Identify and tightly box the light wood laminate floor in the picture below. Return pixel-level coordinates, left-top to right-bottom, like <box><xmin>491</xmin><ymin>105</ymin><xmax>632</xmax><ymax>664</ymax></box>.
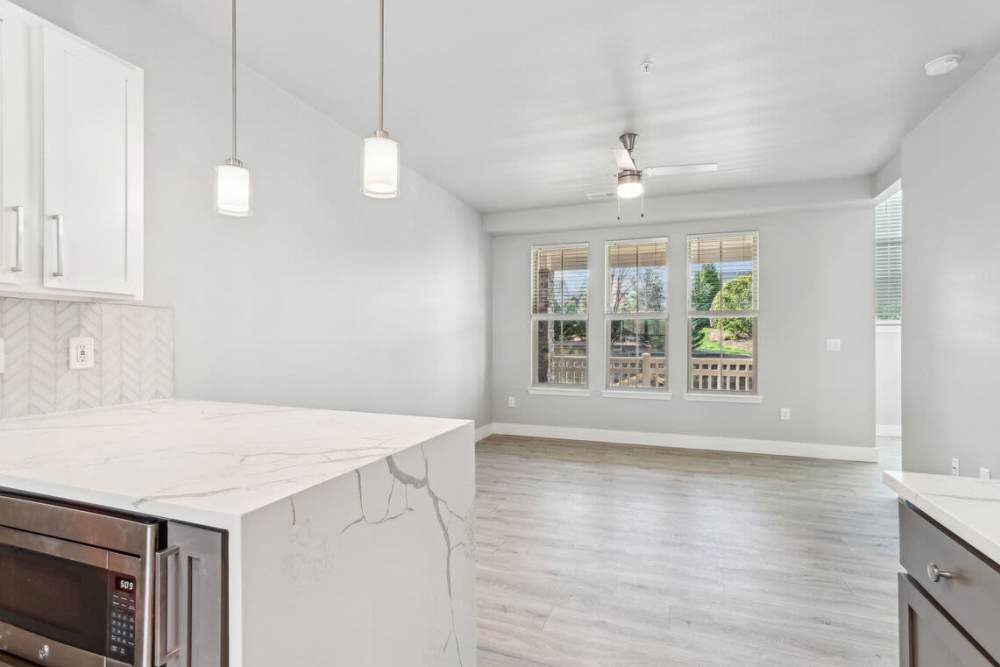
<box><xmin>475</xmin><ymin>435</ymin><xmax>901</xmax><ymax>667</ymax></box>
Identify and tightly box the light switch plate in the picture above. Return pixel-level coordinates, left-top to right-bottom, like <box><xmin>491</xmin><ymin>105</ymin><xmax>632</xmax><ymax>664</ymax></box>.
<box><xmin>826</xmin><ymin>338</ymin><xmax>842</xmax><ymax>352</ymax></box>
<box><xmin>69</xmin><ymin>337</ymin><xmax>95</xmax><ymax>370</ymax></box>
<box><xmin>780</xmin><ymin>407</ymin><xmax>791</xmax><ymax>421</ymax></box>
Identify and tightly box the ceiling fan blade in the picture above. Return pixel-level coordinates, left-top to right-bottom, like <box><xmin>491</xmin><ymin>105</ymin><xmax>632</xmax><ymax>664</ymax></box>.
<box><xmin>613</xmin><ymin>148</ymin><xmax>637</xmax><ymax>171</ymax></box>
<box><xmin>586</xmin><ymin>192</ymin><xmax>617</xmax><ymax>201</ymax></box>
<box><xmin>643</xmin><ymin>163</ymin><xmax>718</xmax><ymax>177</ymax></box>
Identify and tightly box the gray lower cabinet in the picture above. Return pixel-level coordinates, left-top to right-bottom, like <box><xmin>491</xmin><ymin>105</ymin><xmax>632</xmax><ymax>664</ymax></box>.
<box><xmin>898</xmin><ymin>501</ymin><xmax>999</xmax><ymax>666</ymax></box>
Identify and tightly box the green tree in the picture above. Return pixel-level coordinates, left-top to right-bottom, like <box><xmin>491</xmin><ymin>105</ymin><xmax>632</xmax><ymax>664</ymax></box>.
<box><xmin>710</xmin><ymin>274</ymin><xmax>754</xmax><ymax>338</ymax></box>
<box><xmin>690</xmin><ymin>264</ymin><xmax>721</xmax><ymax>347</ymax></box>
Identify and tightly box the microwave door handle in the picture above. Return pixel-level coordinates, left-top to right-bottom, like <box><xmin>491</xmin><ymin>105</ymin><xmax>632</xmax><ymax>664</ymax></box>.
<box><xmin>154</xmin><ymin>545</ymin><xmax>181</xmax><ymax>665</ymax></box>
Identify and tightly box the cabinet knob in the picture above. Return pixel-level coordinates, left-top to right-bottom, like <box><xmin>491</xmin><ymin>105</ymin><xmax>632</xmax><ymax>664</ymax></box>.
<box><xmin>927</xmin><ymin>562</ymin><xmax>955</xmax><ymax>582</ymax></box>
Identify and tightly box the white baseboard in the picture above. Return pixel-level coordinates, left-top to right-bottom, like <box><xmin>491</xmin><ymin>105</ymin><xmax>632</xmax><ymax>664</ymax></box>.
<box><xmin>877</xmin><ymin>424</ymin><xmax>902</xmax><ymax>438</ymax></box>
<box><xmin>475</xmin><ymin>423</ymin><xmax>495</xmax><ymax>441</ymax></box>
<box><xmin>481</xmin><ymin>422</ymin><xmax>879</xmax><ymax>463</ymax></box>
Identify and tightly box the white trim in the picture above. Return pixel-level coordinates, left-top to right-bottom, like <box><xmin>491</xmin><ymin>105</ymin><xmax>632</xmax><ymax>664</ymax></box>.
<box><xmin>527</xmin><ymin>386</ymin><xmax>591</xmax><ymax>397</ymax></box>
<box><xmin>475</xmin><ymin>423</ymin><xmax>495</xmax><ymax>441</ymax></box>
<box><xmin>601</xmin><ymin>390</ymin><xmax>672</xmax><ymax>400</ymax></box>
<box><xmin>876</xmin><ymin>322</ymin><xmax>901</xmax><ymax>332</ymax></box>
<box><xmin>685</xmin><ymin>392</ymin><xmax>763</xmax><ymax>404</ymax></box>
<box><xmin>877</xmin><ymin>424</ymin><xmax>902</xmax><ymax>438</ymax></box>
<box><xmin>485</xmin><ymin>422</ymin><xmax>879</xmax><ymax>463</ymax></box>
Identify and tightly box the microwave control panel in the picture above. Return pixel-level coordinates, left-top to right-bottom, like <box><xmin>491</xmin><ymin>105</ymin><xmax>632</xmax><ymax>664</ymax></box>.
<box><xmin>108</xmin><ymin>574</ymin><xmax>136</xmax><ymax>663</ymax></box>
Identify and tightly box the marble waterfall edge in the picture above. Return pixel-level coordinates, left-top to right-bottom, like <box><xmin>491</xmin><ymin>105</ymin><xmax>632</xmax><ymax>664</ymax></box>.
<box><xmin>241</xmin><ymin>424</ymin><xmax>477</xmax><ymax>666</ymax></box>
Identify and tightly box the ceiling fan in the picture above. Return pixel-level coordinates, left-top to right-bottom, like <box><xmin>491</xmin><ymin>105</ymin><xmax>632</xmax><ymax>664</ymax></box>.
<box><xmin>587</xmin><ymin>133</ymin><xmax>718</xmax><ymax>202</ymax></box>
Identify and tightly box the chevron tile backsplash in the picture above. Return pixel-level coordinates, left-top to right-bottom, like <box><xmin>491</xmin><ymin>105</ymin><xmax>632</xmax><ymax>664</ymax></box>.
<box><xmin>0</xmin><ymin>298</ymin><xmax>174</xmax><ymax>419</ymax></box>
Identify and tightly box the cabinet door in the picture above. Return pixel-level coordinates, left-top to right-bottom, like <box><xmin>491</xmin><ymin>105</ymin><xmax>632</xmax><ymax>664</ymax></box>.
<box><xmin>161</xmin><ymin>522</ymin><xmax>226</xmax><ymax>667</ymax></box>
<box><xmin>0</xmin><ymin>5</ymin><xmax>29</xmax><ymax>286</ymax></box>
<box><xmin>898</xmin><ymin>573</ymin><xmax>994</xmax><ymax>667</ymax></box>
<box><xmin>42</xmin><ymin>27</ymin><xmax>143</xmax><ymax>297</ymax></box>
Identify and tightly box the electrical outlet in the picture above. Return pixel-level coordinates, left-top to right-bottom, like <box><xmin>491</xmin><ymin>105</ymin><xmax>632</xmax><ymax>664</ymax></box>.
<box><xmin>69</xmin><ymin>337</ymin><xmax>95</xmax><ymax>370</ymax></box>
<box><xmin>951</xmin><ymin>457</ymin><xmax>960</xmax><ymax>476</ymax></box>
<box><xmin>507</xmin><ymin>395</ymin><xmax>516</xmax><ymax>408</ymax></box>
<box><xmin>980</xmin><ymin>467</ymin><xmax>992</xmax><ymax>480</ymax></box>
<box><xmin>826</xmin><ymin>338</ymin><xmax>842</xmax><ymax>352</ymax></box>
<box><xmin>0</xmin><ymin>338</ymin><xmax>4</xmax><ymax>374</ymax></box>
<box><xmin>780</xmin><ymin>407</ymin><xmax>791</xmax><ymax>421</ymax></box>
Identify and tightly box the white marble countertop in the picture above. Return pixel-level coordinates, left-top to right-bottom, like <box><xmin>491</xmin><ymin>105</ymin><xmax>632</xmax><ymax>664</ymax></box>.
<box><xmin>0</xmin><ymin>399</ymin><xmax>471</xmax><ymax>530</ymax></box>
<box><xmin>883</xmin><ymin>470</ymin><xmax>1000</xmax><ymax>564</ymax></box>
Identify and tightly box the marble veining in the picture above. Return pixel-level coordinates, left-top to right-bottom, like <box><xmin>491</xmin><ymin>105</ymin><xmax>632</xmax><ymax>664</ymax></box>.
<box><xmin>342</xmin><ymin>448</ymin><xmax>471</xmax><ymax>665</ymax></box>
<box><xmin>0</xmin><ymin>399</ymin><xmax>472</xmax><ymax>530</ymax></box>
<box><xmin>240</xmin><ymin>419</ymin><xmax>476</xmax><ymax>667</ymax></box>
<box><xmin>883</xmin><ymin>470</ymin><xmax>1000</xmax><ymax>564</ymax></box>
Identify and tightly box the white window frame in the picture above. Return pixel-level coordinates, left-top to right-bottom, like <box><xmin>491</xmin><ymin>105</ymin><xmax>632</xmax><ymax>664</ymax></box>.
<box><xmin>529</xmin><ymin>242</ymin><xmax>590</xmax><ymax>394</ymax></box>
<box><xmin>604</xmin><ymin>237</ymin><xmax>670</xmax><ymax>396</ymax></box>
<box><xmin>685</xmin><ymin>230</ymin><xmax>760</xmax><ymax>400</ymax></box>
<box><xmin>875</xmin><ymin>186</ymin><xmax>903</xmax><ymax>324</ymax></box>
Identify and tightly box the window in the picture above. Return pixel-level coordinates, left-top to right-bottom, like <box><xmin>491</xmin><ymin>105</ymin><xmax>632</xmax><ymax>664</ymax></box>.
<box><xmin>606</xmin><ymin>238</ymin><xmax>668</xmax><ymax>391</ymax></box>
<box><xmin>687</xmin><ymin>232</ymin><xmax>758</xmax><ymax>394</ymax></box>
<box><xmin>875</xmin><ymin>190</ymin><xmax>902</xmax><ymax>322</ymax></box>
<box><xmin>531</xmin><ymin>244</ymin><xmax>589</xmax><ymax>388</ymax></box>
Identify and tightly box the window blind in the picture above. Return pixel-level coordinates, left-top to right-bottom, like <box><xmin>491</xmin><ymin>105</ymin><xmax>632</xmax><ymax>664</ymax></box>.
<box><xmin>607</xmin><ymin>239</ymin><xmax>667</xmax><ymax>314</ymax></box>
<box><xmin>875</xmin><ymin>191</ymin><xmax>903</xmax><ymax>321</ymax></box>
<box><xmin>687</xmin><ymin>232</ymin><xmax>758</xmax><ymax>311</ymax></box>
<box><xmin>531</xmin><ymin>244</ymin><xmax>589</xmax><ymax>315</ymax></box>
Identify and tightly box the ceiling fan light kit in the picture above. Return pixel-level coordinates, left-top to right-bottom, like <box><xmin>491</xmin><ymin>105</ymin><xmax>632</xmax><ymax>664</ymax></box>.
<box><xmin>616</xmin><ymin>171</ymin><xmax>644</xmax><ymax>200</ymax></box>
<box><xmin>588</xmin><ymin>132</ymin><xmax>719</xmax><ymax>221</ymax></box>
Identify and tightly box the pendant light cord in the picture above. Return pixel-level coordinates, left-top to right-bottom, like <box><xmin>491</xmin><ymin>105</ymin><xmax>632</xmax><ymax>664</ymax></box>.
<box><xmin>231</xmin><ymin>0</ymin><xmax>238</xmax><ymax>160</ymax></box>
<box><xmin>378</xmin><ymin>0</ymin><xmax>385</xmax><ymax>132</ymax></box>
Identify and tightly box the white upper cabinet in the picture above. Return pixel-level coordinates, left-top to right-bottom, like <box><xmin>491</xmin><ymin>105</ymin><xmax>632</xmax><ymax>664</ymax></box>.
<box><xmin>0</xmin><ymin>0</ymin><xmax>144</xmax><ymax>300</ymax></box>
<box><xmin>0</xmin><ymin>4</ymin><xmax>29</xmax><ymax>286</ymax></box>
<box><xmin>42</xmin><ymin>26</ymin><xmax>144</xmax><ymax>298</ymax></box>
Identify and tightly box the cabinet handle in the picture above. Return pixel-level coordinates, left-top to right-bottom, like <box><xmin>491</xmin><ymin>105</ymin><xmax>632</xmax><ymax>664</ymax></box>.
<box><xmin>927</xmin><ymin>562</ymin><xmax>955</xmax><ymax>582</ymax></box>
<box><xmin>10</xmin><ymin>206</ymin><xmax>24</xmax><ymax>272</ymax></box>
<box><xmin>154</xmin><ymin>545</ymin><xmax>181</xmax><ymax>665</ymax></box>
<box><xmin>50</xmin><ymin>214</ymin><xmax>64</xmax><ymax>277</ymax></box>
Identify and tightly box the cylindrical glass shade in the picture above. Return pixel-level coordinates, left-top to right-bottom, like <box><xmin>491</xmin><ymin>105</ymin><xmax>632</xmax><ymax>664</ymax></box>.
<box><xmin>215</xmin><ymin>162</ymin><xmax>253</xmax><ymax>217</ymax></box>
<box><xmin>362</xmin><ymin>134</ymin><xmax>400</xmax><ymax>199</ymax></box>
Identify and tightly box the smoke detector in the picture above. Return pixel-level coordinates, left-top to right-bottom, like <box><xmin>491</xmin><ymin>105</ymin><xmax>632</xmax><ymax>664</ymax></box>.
<box><xmin>924</xmin><ymin>54</ymin><xmax>962</xmax><ymax>77</ymax></box>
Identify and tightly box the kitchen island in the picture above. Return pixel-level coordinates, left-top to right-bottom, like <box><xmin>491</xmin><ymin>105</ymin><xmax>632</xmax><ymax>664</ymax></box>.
<box><xmin>0</xmin><ymin>400</ymin><xmax>477</xmax><ymax>667</ymax></box>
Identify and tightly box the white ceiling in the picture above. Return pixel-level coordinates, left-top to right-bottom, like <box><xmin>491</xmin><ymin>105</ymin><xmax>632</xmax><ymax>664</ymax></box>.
<box><xmin>157</xmin><ymin>0</ymin><xmax>1000</xmax><ymax>213</ymax></box>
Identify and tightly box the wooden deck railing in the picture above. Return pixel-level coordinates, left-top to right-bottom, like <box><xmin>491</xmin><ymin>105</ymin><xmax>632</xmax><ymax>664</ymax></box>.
<box><xmin>547</xmin><ymin>354</ymin><xmax>754</xmax><ymax>393</ymax></box>
<box><xmin>608</xmin><ymin>353</ymin><xmax>665</xmax><ymax>388</ymax></box>
<box><xmin>689</xmin><ymin>356</ymin><xmax>754</xmax><ymax>392</ymax></box>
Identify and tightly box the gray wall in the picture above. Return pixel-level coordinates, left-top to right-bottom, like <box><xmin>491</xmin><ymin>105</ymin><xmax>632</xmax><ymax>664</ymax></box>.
<box><xmin>18</xmin><ymin>0</ymin><xmax>492</xmax><ymax>426</ymax></box>
<box><xmin>901</xmin><ymin>54</ymin><xmax>1000</xmax><ymax>475</ymax></box>
<box><xmin>491</xmin><ymin>206</ymin><xmax>876</xmax><ymax>447</ymax></box>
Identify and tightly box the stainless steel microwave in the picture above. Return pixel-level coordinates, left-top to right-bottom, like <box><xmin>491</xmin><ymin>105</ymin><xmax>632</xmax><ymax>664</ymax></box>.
<box><xmin>0</xmin><ymin>492</ymin><xmax>227</xmax><ymax>667</ymax></box>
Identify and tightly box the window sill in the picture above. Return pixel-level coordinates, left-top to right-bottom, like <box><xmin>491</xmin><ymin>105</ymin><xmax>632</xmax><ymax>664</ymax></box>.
<box><xmin>601</xmin><ymin>390</ymin><xmax>672</xmax><ymax>401</ymax></box>
<box><xmin>684</xmin><ymin>392</ymin><xmax>763</xmax><ymax>404</ymax></box>
<box><xmin>527</xmin><ymin>386</ymin><xmax>591</xmax><ymax>397</ymax></box>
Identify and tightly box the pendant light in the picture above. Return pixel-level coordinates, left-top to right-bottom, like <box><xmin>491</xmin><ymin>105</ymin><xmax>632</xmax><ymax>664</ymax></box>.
<box><xmin>215</xmin><ymin>0</ymin><xmax>252</xmax><ymax>216</ymax></box>
<box><xmin>361</xmin><ymin>0</ymin><xmax>400</xmax><ymax>198</ymax></box>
